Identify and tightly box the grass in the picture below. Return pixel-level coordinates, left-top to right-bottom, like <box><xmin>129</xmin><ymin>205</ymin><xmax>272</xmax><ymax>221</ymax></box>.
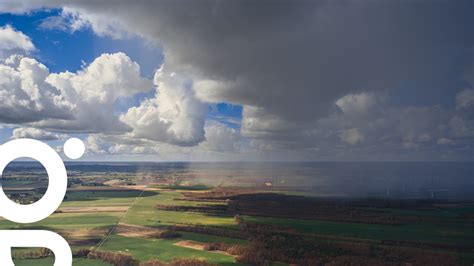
<box><xmin>122</xmin><ymin>191</ymin><xmax>237</xmax><ymax>228</ymax></box>
<box><xmin>0</xmin><ymin>189</ymin><xmax>141</xmax><ymax>236</ymax></box>
<box><xmin>242</xmin><ymin>215</ymin><xmax>474</xmax><ymax>246</ymax></box>
<box><xmin>13</xmin><ymin>258</ymin><xmax>111</xmax><ymax>266</ymax></box>
<box><xmin>97</xmin><ymin>189</ymin><xmax>245</xmax><ymax>264</ymax></box>
<box><xmin>361</xmin><ymin>203</ymin><xmax>474</xmax><ymax>219</ymax></box>
<box><xmin>99</xmin><ymin>234</ymin><xmax>241</xmax><ymax>265</ymax></box>
<box><xmin>5</xmin><ymin>186</ymin><xmax>474</xmax><ymax>265</ymax></box>
<box><xmin>62</xmin><ymin>190</ymin><xmax>147</xmax><ymax>207</ymax></box>
<box><xmin>2</xmin><ymin>188</ymin><xmax>245</xmax><ymax>265</ymax></box>
<box><xmin>151</xmin><ymin>184</ymin><xmax>211</xmax><ymax>191</ymax></box>
<box><xmin>0</xmin><ymin>212</ymin><xmax>121</xmax><ymax>230</ymax></box>
<box><xmin>177</xmin><ymin>232</ymin><xmax>246</xmax><ymax>245</ymax></box>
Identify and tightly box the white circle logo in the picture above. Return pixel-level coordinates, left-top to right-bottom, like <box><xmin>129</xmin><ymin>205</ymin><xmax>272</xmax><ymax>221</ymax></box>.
<box><xmin>0</xmin><ymin>138</ymin><xmax>82</xmax><ymax>266</ymax></box>
<box><xmin>0</xmin><ymin>138</ymin><xmax>80</xmax><ymax>223</ymax></box>
<box><xmin>64</xmin><ymin>137</ymin><xmax>86</xmax><ymax>160</ymax></box>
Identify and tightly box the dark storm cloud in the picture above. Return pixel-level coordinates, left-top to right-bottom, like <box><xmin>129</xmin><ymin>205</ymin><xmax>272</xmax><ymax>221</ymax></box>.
<box><xmin>8</xmin><ymin>0</ymin><xmax>474</xmax><ymax>118</ymax></box>
<box><xmin>69</xmin><ymin>1</ymin><xmax>474</xmax><ymax>116</ymax></box>
<box><xmin>3</xmin><ymin>0</ymin><xmax>474</xmax><ymax>159</ymax></box>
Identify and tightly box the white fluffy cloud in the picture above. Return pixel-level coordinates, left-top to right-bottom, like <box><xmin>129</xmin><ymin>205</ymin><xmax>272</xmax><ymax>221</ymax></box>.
<box><xmin>35</xmin><ymin>1</ymin><xmax>469</xmax><ymax>160</ymax></box>
<box><xmin>39</xmin><ymin>7</ymin><xmax>130</xmax><ymax>39</ymax></box>
<box><xmin>35</xmin><ymin>2</ymin><xmax>472</xmax><ymax>116</ymax></box>
<box><xmin>0</xmin><ymin>25</ymin><xmax>34</xmax><ymax>58</ymax></box>
<box><xmin>11</xmin><ymin>127</ymin><xmax>66</xmax><ymax>141</ymax></box>
<box><xmin>36</xmin><ymin>52</ymin><xmax>152</xmax><ymax>133</ymax></box>
<box><xmin>0</xmin><ymin>56</ymin><xmax>73</xmax><ymax>123</ymax></box>
<box><xmin>200</xmin><ymin>122</ymin><xmax>240</xmax><ymax>152</ymax></box>
<box><xmin>0</xmin><ymin>51</ymin><xmax>152</xmax><ymax>134</ymax></box>
<box><xmin>48</xmin><ymin>53</ymin><xmax>150</xmax><ymax>103</ymax></box>
<box><xmin>121</xmin><ymin>67</ymin><xmax>207</xmax><ymax>146</ymax></box>
<box><xmin>3</xmin><ymin>2</ymin><xmax>474</xmax><ymax>160</ymax></box>
<box><xmin>83</xmin><ymin>121</ymin><xmax>242</xmax><ymax>160</ymax></box>
<box><xmin>336</xmin><ymin>92</ymin><xmax>380</xmax><ymax>115</ymax></box>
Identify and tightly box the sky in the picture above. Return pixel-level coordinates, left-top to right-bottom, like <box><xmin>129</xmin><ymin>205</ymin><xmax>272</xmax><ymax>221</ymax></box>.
<box><xmin>0</xmin><ymin>1</ymin><xmax>474</xmax><ymax>161</ymax></box>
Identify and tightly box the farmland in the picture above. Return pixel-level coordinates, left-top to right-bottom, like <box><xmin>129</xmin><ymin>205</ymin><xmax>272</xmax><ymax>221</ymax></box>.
<box><xmin>2</xmin><ymin>162</ymin><xmax>474</xmax><ymax>265</ymax></box>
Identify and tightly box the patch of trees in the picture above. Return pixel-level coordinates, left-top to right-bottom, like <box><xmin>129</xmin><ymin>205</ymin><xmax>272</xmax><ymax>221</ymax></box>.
<box><xmin>380</xmin><ymin>239</ymin><xmax>473</xmax><ymax>252</ymax></box>
<box><xmin>177</xmin><ymin>191</ymin><xmax>469</xmax><ymax>225</ymax></box>
<box><xmin>155</xmin><ymin>204</ymin><xmax>230</xmax><ymax>216</ymax></box>
<box><xmin>225</xmin><ymin>193</ymin><xmax>403</xmax><ymax>225</ymax></box>
<box><xmin>6</xmin><ymin>193</ymin><xmax>41</xmax><ymax>204</ymax></box>
<box><xmin>140</xmin><ymin>258</ymin><xmax>215</xmax><ymax>266</ymax></box>
<box><xmin>203</xmin><ymin>242</ymin><xmax>233</xmax><ymax>252</ymax></box>
<box><xmin>232</xmin><ymin>230</ymin><xmax>462</xmax><ymax>266</ymax></box>
<box><xmin>237</xmin><ymin>219</ymin><xmax>295</xmax><ymax>234</ymax></box>
<box><xmin>180</xmin><ymin>189</ymin><xmax>250</xmax><ymax>200</ymax></box>
<box><xmin>14</xmin><ymin>248</ymin><xmax>217</xmax><ymax>266</ymax></box>
<box><xmin>168</xmin><ymin>225</ymin><xmax>248</xmax><ymax>239</ymax></box>
<box><xmin>222</xmin><ymin>216</ymin><xmax>463</xmax><ymax>266</ymax></box>
<box><xmin>12</xmin><ymin>248</ymin><xmax>52</xmax><ymax>259</ymax></box>
<box><xmin>13</xmin><ymin>248</ymin><xmax>93</xmax><ymax>260</ymax></box>
<box><xmin>88</xmin><ymin>250</ymin><xmax>139</xmax><ymax>266</ymax></box>
<box><xmin>81</xmin><ymin>181</ymin><xmax>107</xmax><ymax>186</ymax></box>
<box><xmin>173</xmin><ymin>198</ymin><xmax>227</xmax><ymax>204</ymax></box>
<box><xmin>73</xmin><ymin>248</ymin><xmax>91</xmax><ymax>257</ymax></box>
<box><xmin>156</xmin><ymin>230</ymin><xmax>182</xmax><ymax>239</ymax></box>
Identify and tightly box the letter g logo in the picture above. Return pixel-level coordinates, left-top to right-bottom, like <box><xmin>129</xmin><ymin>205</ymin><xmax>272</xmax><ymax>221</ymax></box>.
<box><xmin>0</xmin><ymin>138</ymin><xmax>84</xmax><ymax>266</ymax></box>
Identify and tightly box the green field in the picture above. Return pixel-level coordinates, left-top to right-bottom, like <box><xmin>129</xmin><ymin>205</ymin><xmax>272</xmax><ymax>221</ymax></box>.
<box><xmin>6</xmin><ymin>186</ymin><xmax>474</xmax><ymax>265</ymax></box>
<box><xmin>121</xmin><ymin>190</ymin><xmax>237</xmax><ymax>228</ymax></box>
<box><xmin>151</xmin><ymin>184</ymin><xmax>211</xmax><ymax>190</ymax></box>
<box><xmin>62</xmin><ymin>190</ymin><xmax>147</xmax><ymax>207</ymax></box>
<box><xmin>0</xmin><ymin>212</ymin><xmax>121</xmax><ymax>230</ymax></box>
<box><xmin>99</xmin><ymin>235</ymin><xmax>241</xmax><ymax>265</ymax></box>
<box><xmin>14</xmin><ymin>258</ymin><xmax>111</xmax><ymax>266</ymax></box>
<box><xmin>5</xmin><ymin>188</ymin><xmax>242</xmax><ymax>265</ymax></box>
<box><xmin>95</xmin><ymin>190</ymin><xmax>242</xmax><ymax>264</ymax></box>
<box><xmin>242</xmin><ymin>215</ymin><xmax>474</xmax><ymax>245</ymax></box>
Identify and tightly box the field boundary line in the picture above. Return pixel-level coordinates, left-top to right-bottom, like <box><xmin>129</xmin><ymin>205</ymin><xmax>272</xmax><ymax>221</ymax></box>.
<box><xmin>94</xmin><ymin>186</ymin><xmax>147</xmax><ymax>250</ymax></box>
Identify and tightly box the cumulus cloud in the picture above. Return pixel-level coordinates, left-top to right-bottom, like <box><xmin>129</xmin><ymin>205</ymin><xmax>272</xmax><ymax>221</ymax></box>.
<box><xmin>339</xmin><ymin>128</ymin><xmax>365</xmax><ymax>145</ymax></box>
<box><xmin>3</xmin><ymin>1</ymin><xmax>474</xmax><ymax>160</ymax></box>
<box><xmin>200</xmin><ymin>122</ymin><xmax>240</xmax><ymax>152</ymax></box>
<box><xmin>39</xmin><ymin>7</ymin><xmax>129</xmax><ymax>39</ymax></box>
<box><xmin>38</xmin><ymin>1</ymin><xmax>473</xmax><ymax>114</ymax></box>
<box><xmin>448</xmin><ymin>116</ymin><xmax>474</xmax><ymax>138</ymax></box>
<box><xmin>0</xmin><ymin>51</ymin><xmax>151</xmax><ymax>135</ymax></box>
<box><xmin>0</xmin><ymin>25</ymin><xmax>34</xmax><ymax>58</ymax></box>
<box><xmin>121</xmin><ymin>67</ymin><xmax>207</xmax><ymax>146</ymax></box>
<box><xmin>11</xmin><ymin>127</ymin><xmax>66</xmax><ymax>141</ymax></box>
<box><xmin>241</xmin><ymin>106</ymin><xmax>300</xmax><ymax>139</ymax></box>
<box><xmin>11</xmin><ymin>2</ymin><xmax>471</xmax><ymax>108</ymax></box>
<box><xmin>37</xmin><ymin>52</ymin><xmax>152</xmax><ymax>133</ymax></box>
<box><xmin>0</xmin><ymin>56</ymin><xmax>73</xmax><ymax>123</ymax></box>
<box><xmin>336</xmin><ymin>92</ymin><xmax>380</xmax><ymax>115</ymax></box>
<box><xmin>32</xmin><ymin>0</ymin><xmax>473</xmax><ymax>155</ymax></box>
<box><xmin>236</xmin><ymin>90</ymin><xmax>474</xmax><ymax>159</ymax></box>
<box><xmin>83</xmin><ymin>122</ymin><xmax>242</xmax><ymax>160</ymax></box>
<box><xmin>456</xmin><ymin>89</ymin><xmax>474</xmax><ymax>109</ymax></box>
